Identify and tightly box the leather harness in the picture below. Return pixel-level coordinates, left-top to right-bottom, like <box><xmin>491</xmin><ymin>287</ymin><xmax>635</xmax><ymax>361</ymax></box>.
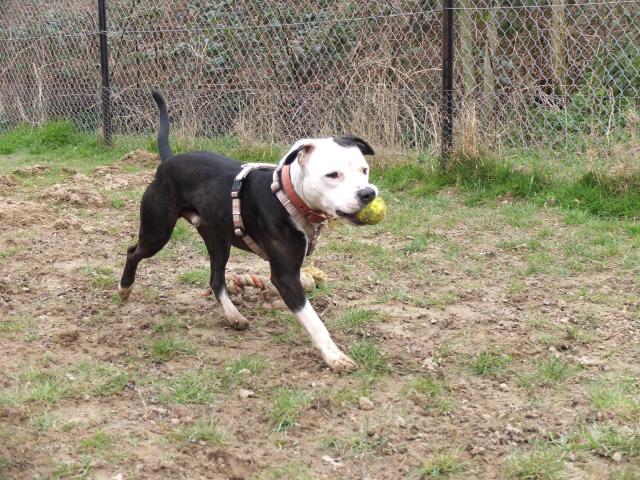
<box><xmin>231</xmin><ymin>155</ymin><xmax>329</xmax><ymax>261</ymax></box>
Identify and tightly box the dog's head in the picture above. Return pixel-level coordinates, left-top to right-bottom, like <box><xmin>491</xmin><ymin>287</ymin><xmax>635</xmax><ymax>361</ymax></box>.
<box><xmin>282</xmin><ymin>136</ymin><xmax>377</xmax><ymax>224</ymax></box>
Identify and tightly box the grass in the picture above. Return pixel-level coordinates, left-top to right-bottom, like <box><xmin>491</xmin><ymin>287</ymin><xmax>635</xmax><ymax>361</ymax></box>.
<box><xmin>78</xmin><ymin>429</ymin><xmax>113</xmax><ymax>453</ymax></box>
<box><xmin>589</xmin><ymin>375</ymin><xmax>640</xmax><ymax>419</ymax></box>
<box><xmin>571</xmin><ymin>425</ymin><xmax>640</xmax><ymax>459</ymax></box>
<box><xmin>520</xmin><ymin>356</ymin><xmax>579</xmax><ymax>388</ymax></box>
<box><xmin>83</xmin><ymin>266</ymin><xmax>115</xmax><ymax>289</ymax></box>
<box><xmin>150</xmin><ymin>336</ymin><xmax>197</xmax><ymax>362</ymax></box>
<box><xmin>377</xmin><ymin>155</ymin><xmax>640</xmax><ymax>219</ymax></box>
<box><xmin>404</xmin><ymin>376</ymin><xmax>455</xmax><ymax>414</ymax></box>
<box><xmin>175</xmin><ymin>419</ymin><xmax>225</xmax><ymax>445</ymax></box>
<box><xmin>468</xmin><ymin>347</ymin><xmax>512</xmax><ymax>378</ymax></box>
<box><xmin>269</xmin><ymin>387</ymin><xmax>312</xmax><ymax>432</ymax></box>
<box><xmin>152</xmin><ymin>315</ymin><xmax>188</xmax><ymax>335</ymax></box>
<box><xmin>411</xmin><ymin>450</ymin><xmax>467</xmax><ymax>479</ymax></box>
<box><xmin>349</xmin><ymin>340</ymin><xmax>389</xmax><ymax>377</ymax></box>
<box><xmin>163</xmin><ymin>369</ymin><xmax>218</xmax><ymax>405</ymax></box>
<box><xmin>253</xmin><ymin>462</ymin><xmax>318</xmax><ymax>480</ymax></box>
<box><xmin>171</xmin><ymin>219</ymin><xmax>194</xmax><ymax>242</ymax></box>
<box><xmin>217</xmin><ymin>355</ymin><xmax>266</xmax><ymax>390</ymax></box>
<box><xmin>323</xmin><ymin>421</ymin><xmax>392</xmax><ymax>458</ymax></box>
<box><xmin>0</xmin><ymin>369</ymin><xmax>70</xmax><ymax>406</ymax></box>
<box><xmin>503</xmin><ymin>444</ymin><xmax>567</xmax><ymax>480</ymax></box>
<box><xmin>331</xmin><ymin>309</ymin><xmax>377</xmax><ymax>333</ymax></box>
<box><xmin>0</xmin><ymin>314</ymin><xmax>33</xmax><ymax>334</ymax></box>
<box><xmin>178</xmin><ymin>268</ymin><xmax>210</xmax><ymax>287</ymax></box>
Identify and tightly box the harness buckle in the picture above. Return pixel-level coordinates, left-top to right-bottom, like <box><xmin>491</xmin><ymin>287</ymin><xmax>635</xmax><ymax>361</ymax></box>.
<box><xmin>234</xmin><ymin>227</ymin><xmax>245</xmax><ymax>237</ymax></box>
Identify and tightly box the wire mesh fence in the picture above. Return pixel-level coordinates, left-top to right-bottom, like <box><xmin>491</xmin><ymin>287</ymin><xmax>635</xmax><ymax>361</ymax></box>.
<box><xmin>0</xmin><ymin>0</ymin><xmax>638</xmax><ymax>157</ymax></box>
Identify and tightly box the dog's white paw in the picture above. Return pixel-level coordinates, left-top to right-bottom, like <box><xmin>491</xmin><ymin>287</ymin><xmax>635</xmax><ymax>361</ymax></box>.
<box><xmin>226</xmin><ymin>312</ymin><xmax>249</xmax><ymax>331</ymax></box>
<box><xmin>325</xmin><ymin>351</ymin><xmax>358</xmax><ymax>372</ymax></box>
<box><xmin>117</xmin><ymin>283</ymin><xmax>133</xmax><ymax>301</ymax></box>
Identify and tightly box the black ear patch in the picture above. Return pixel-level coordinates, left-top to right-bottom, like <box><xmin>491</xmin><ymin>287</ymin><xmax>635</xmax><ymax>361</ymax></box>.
<box><xmin>283</xmin><ymin>143</ymin><xmax>314</xmax><ymax>165</ymax></box>
<box><xmin>333</xmin><ymin>135</ymin><xmax>375</xmax><ymax>156</ymax></box>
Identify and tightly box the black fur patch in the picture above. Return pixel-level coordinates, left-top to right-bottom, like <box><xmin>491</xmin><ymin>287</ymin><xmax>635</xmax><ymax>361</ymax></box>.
<box><xmin>333</xmin><ymin>135</ymin><xmax>375</xmax><ymax>156</ymax></box>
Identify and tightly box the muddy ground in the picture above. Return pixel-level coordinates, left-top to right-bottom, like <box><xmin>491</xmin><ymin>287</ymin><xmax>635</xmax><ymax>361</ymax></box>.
<box><xmin>1</xmin><ymin>151</ymin><xmax>639</xmax><ymax>479</ymax></box>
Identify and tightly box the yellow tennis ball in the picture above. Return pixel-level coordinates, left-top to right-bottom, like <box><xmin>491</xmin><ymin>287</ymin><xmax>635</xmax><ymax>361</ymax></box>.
<box><xmin>355</xmin><ymin>196</ymin><xmax>387</xmax><ymax>225</ymax></box>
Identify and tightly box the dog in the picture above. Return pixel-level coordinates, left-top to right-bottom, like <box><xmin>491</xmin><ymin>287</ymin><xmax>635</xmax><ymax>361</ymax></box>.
<box><xmin>118</xmin><ymin>91</ymin><xmax>378</xmax><ymax>371</ymax></box>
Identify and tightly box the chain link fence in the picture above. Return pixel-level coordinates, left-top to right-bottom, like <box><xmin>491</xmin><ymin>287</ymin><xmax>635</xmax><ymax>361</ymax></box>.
<box><xmin>0</xmin><ymin>1</ymin><xmax>638</xmax><ymax>157</ymax></box>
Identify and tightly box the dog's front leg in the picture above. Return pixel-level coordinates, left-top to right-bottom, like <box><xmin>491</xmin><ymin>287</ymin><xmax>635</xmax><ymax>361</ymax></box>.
<box><xmin>270</xmin><ymin>262</ymin><xmax>357</xmax><ymax>372</ymax></box>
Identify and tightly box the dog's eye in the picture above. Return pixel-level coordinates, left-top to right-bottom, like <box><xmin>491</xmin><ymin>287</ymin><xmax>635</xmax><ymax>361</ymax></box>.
<box><xmin>325</xmin><ymin>171</ymin><xmax>339</xmax><ymax>179</ymax></box>
<box><xmin>362</xmin><ymin>168</ymin><xmax>368</xmax><ymax>175</ymax></box>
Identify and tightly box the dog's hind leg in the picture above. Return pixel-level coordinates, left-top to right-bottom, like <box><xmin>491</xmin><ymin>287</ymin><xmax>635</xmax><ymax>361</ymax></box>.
<box><xmin>118</xmin><ymin>182</ymin><xmax>178</xmax><ymax>300</ymax></box>
<box><xmin>201</xmin><ymin>233</ymin><xmax>249</xmax><ymax>330</ymax></box>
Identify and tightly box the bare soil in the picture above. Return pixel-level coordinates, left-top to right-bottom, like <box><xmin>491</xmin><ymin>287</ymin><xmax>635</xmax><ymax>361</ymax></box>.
<box><xmin>1</xmin><ymin>151</ymin><xmax>638</xmax><ymax>479</ymax></box>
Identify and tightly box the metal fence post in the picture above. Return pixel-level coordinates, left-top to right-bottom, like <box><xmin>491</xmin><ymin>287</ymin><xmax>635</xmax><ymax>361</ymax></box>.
<box><xmin>441</xmin><ymin>0</ymin><xmax>455</xmax><ymax>166</ymax></box>
<box><xmin>98</xmin><ymin>0</ymin><xmax>111</xmax><ymax>146</ymax></box>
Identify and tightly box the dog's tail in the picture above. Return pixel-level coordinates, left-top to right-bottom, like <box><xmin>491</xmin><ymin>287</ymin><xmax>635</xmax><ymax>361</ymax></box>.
<box><xmin>151</xmin><ymin>90</ymin><xmax>173</xmax><ymax>162</ymax></box>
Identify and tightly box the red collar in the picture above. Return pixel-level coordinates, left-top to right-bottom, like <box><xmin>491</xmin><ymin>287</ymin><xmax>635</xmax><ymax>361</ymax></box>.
<box><xmin>281</xmin><ymin>164</ymin><xmax>330</xmax><ymax>224</ymax></box>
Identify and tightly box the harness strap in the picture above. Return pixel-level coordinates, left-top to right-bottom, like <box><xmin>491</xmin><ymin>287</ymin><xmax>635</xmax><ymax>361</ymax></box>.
<box><xmin>231</xmin><ymin>163</ymin><xmax>275</xmax><ymax>260</ymax></box>
<box><xmin>232</xmin><ymin>158</ymin><xmax>328</xmax><ymax>260</ymax></box>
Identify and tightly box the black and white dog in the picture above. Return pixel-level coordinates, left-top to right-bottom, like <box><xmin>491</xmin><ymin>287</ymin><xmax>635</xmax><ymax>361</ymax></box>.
<box><xmin>118</xmin><ymin>91</ymin><xmax>377</xmax><ymax>371</ymax></box>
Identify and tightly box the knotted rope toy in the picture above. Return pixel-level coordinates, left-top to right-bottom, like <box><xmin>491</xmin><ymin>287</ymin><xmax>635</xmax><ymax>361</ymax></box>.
<box><xmin>201</xmin><ymin>265</ymin><xmax>328</xmax><ymax>310</ymax></box>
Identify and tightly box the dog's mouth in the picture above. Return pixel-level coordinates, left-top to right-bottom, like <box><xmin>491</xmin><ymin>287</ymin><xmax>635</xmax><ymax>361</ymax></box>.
<box><xmin>336</xmin><ymin>209</ymin><xmax>364</xmax><ymax>226</ymax></box>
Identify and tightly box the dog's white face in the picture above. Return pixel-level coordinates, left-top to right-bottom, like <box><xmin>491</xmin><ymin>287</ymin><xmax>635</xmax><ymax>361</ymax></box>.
<box><xmin>286</xmin><ymin>137</ymin><xmax>377</xmax><ymax>223</ymax></box>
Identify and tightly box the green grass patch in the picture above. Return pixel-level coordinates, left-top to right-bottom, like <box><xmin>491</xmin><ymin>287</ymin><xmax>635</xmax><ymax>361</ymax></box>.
<box><xmin>217</xmin><ymin>356</ymin><xmax>266</xmax><ymax>391</ymax></box>
<box><xmin>520</xmin><ymin>356</ymin><xmax>579</xmax><ymax>388</ymax></box>
<box><xmin>171</xmin><ymin>219</ymin><xmax>194</xmax><ymax>242</ymax></box>
<box><xmin>0</xmin><ymin>314</ymin><xmax>33</xmax><ymax>334</ymax></box>
<box><xmin>468</xmin><ymin>347</ymin><xmax>512</xmax><ymax>378</ymax></box>
<box><xmin>0</xmin><ymin>121</ymin><xmax>78</xmax><ymax>155</ymax></box>
<box><xmin>253</xmin><ymin>462</ymin><xmax>318</xmax><ymax>480</ymax></box>
<box><xmin>349</xmin><ymin>340</ymin><xmax>389</xmax><ymax>377</ymax></box>
<box><xmin>411</xmin><ymin>450</ymin><xmax>467</xmax><ymax>479</ymax></box>
<box><xmin>503</xmin><ymin>444</ymin><xmax>567</xmax><ymax>480</ymax></box>
<box><xmin>152</xmin><ymin>315</ymin><xmax>188</xmax><ymax>335</ymax></box>
<box><xmin>323</xmin><ymin>421</ymin><xmax>392</xmax><ymax>457</ymax></box>
<box><xmin>78</xmin><ymin>429</ymin><xmax>113</xmax><ymax>453</ymax></box>
<box><xmin>150</xmin><ymin>336</ymin><xmax>197</xmax><ymax>362</ymax></box>
<box><xmin>404</xmin><ymin>376</ymin><xmax>455</xmax><ymax>414</ymax></box>
<box><xmin>269</xmin><ymin>387</ymin><xmax>312</xmax><ymax>432</ymax></box>
<box><xmin>331</xmin><ymin>309</ymin><xmax>377</xmax><ymax>333</ymax></box>
<box><xmin>174</xmin><ymin>419</ymin><xmax>225</xmax><ymax>445</ymax></box>
<box><xmin>52</xmin><ymin>458</ymin><xmax>93</xmax><ymax>480</ymax></box>
<box><xmin>163</xmin><ymin>369</ymin><xmax>219</xmax><ymax>405</ymax></box>
<box><xmin>178</xmin><ymin>268</ymin><xmax>210</xmax><ymax>287</ymax></box>
<box><xmin>570</xmin><ymin>425</ymin><xmax>640</xmax><ymax>459</ymax></box>
<box><xmin>14</xmin><ymin>369</ymin><xmax>70</xmax><ymax>405</ymax></box>
<box><xmin>376</xmin><ymin>154</ymin><xmax>640</xmax><ymax>219</ymax></box>
<box><xmin>589</xmin><ymin>375</ymin><xmax>640</xmax><ymax>419</ymax></box>
<box><xmin>83</xmin><ymin>266</ymin><xmax>115</xmax><ymax>289</ymax></box>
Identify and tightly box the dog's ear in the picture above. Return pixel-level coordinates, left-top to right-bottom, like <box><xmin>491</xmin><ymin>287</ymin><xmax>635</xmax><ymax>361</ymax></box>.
<box><xmin>333</xmin><ymin>135</ymin><xmax>375</xmax><ymax>156</ymax></box>
<box><xmin>282</xmin><ymin>139</ymin><xmax>316</xmax><ymax>167</ymax></box>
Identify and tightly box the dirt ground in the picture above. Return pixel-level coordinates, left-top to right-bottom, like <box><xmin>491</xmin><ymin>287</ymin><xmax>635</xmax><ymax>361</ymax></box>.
<box><xmin>1</xmin><ymin>151</ymin><xmax>639</xmax><ymax>479</ymax></box>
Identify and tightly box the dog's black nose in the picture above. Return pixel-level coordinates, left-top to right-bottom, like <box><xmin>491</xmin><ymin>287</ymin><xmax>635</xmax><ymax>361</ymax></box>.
<box><xmin>357</xmin><ymin>187</ymin><xmax>376</xmax><ymax>205</ymax></box>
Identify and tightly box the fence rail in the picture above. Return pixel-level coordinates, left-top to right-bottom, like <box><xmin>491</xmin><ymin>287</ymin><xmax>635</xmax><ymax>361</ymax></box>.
<box><xmin>0</xmin><ymin>0</ymin><xmax>638</xmax><ymax>157</ymax></box>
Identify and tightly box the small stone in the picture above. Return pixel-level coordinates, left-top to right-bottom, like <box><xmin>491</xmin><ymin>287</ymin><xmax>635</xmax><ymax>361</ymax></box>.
<box><xmin>111</xmin><ymin>474</ymin><xmax>124</xmax><ymax>480</ymax></box>
<box><xmin>170</xmin><ymin>417</ymin><xmax>180</xmax><ymax>425</ymax></box>
<box><xmin>498</xmin><ymin>383</ymin><xmax>508</xmax><ymax>391</ymax></box>
<box><xmin>239</xmin><ymin>389</ymin><xmax>255</xmax><ymax>399</ymax></box>
<box><xmin>237</xmin><ymin>368</ymin><xmax>252</xmax><ymax>376</ymax></box>
<box><xmin>612</xmin><ymin>452</ymin><xmax>623</xmax><ymax>462</ymax></box>
<box><xmin>358</xmin><ymin>397</ymin><xmax>374</xmax><ymax>411</ymax></box>
<box><xmin>322</xmin><ymin>455</ymin><xmax>343</xmax><ymax>467</ymax></box>
<box><xmin>395</xmin><ymin>415</ymin><xmax>406</xmax><ymax>428</ymax></box>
